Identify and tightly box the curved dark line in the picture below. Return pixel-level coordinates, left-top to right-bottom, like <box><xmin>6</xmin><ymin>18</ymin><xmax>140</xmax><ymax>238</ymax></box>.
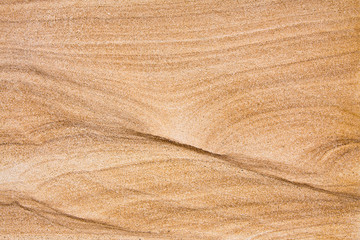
<box><xmin>0</xmin><ymin>200</ymin><xmax>151</xmax><ymax>235</ymax></box>
<box><xmin>127</xmin><ymin>129</ymin><xmax>360</xmax><ymax>201</ymax></box>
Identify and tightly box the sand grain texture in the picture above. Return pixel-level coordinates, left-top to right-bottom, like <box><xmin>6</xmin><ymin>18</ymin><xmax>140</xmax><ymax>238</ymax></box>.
<box><xmin>0</xmin><ymin>0</ymin><xmax>360</xmax><ymax>239</ymax></box>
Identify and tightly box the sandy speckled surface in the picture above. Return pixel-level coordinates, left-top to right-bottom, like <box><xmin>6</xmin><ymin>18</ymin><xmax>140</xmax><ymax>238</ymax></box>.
<box><xmin>0</xmin><ymin>0</ymin><xmax>359</xmax><ymax>239</ymax></box>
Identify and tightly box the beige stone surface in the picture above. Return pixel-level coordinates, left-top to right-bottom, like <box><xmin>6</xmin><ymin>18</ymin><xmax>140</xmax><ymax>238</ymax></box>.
<box><xmin>0</xmin><ymin>0</ymin><xmax>359</xmax><ymax>239</ymax></box>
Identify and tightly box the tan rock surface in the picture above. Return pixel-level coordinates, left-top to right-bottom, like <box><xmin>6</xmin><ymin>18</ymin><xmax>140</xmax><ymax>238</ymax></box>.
<box><xmin>0</xmin><ymin>0</ymin><xmax>359</xmax><ymax>239</ymax></box>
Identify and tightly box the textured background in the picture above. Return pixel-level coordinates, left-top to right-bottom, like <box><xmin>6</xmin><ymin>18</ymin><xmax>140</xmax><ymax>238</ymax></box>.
<box><xmin>0</xmin><ymin>0</ymin><xmax>359</xmax><ymax>239</ymax></box>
